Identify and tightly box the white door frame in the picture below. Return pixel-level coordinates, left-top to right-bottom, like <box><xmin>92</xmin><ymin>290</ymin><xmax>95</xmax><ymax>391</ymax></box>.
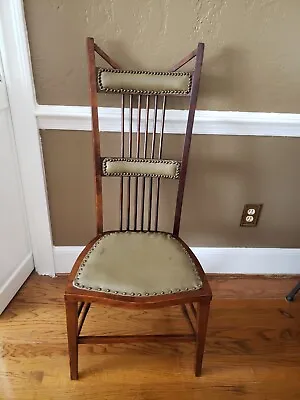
<box><xmin>0</xmin><ymin>0</ymin><xmax>55</xmax><ymax>276</ymax></box>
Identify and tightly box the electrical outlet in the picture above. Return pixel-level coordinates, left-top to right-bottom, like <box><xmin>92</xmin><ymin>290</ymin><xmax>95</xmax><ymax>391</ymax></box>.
<box><xmin>240</xmin><ymin>204</ymin><xmax>263</xmax><ymax>227</ymax></box>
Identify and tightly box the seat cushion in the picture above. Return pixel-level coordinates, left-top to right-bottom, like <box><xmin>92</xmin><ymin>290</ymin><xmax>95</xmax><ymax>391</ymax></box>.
<box><xmin>73</xmin><ymin>232</ymin><xmax>202</xmax><ymax>297</ymax></box>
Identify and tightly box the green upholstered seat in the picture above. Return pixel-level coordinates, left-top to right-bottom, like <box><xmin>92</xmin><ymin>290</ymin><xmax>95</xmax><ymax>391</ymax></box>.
<box><xmin>73</xmin><ymin>231</ymin><xmax>202</xmax><ymax>297</ymax></box>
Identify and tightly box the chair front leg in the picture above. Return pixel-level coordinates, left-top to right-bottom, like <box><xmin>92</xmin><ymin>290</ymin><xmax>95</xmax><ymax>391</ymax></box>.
<box><xmin>65</xmin><ymin>299</ymin><xmax>79</xmax><ymax>380</ymax></box>
<box><xmin>195</xmin><ymin>299</ymin><xmax>210</xmax><ymax>377</ymax></box>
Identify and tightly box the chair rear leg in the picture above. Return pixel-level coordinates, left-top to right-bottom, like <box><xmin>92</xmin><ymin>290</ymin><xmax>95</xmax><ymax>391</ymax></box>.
<box><xmin>65</xmin><ymin>299</ymin><xmax>79</xmax><ymax>380</ymax></box>
<box><xmin>195</xmin><ymin>300</ymin><xmax>210</xmax><ymax>377</ymax></box>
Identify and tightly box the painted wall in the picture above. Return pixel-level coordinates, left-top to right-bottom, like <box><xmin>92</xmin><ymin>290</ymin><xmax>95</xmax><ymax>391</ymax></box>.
<box><xmin>23</xmin><ymin>0</ymin><xmax>300</xmax><ymax>247</ymax></box>
<box><xmin>42</xmin><ymin>131</ymin><xmax>300</xmax><ymax>247</ymax></box>
<box><xmin>25</xmin><ymin>0</ymin><xmax>300</xmax><ymax>112</ymax></box>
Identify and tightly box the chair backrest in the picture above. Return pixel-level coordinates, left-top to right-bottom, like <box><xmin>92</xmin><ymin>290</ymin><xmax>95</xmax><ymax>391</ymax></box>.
<box><xmin>87</xmin><ymin>37</ymin><xmax>204</xmax><ymax>237</ymax></box>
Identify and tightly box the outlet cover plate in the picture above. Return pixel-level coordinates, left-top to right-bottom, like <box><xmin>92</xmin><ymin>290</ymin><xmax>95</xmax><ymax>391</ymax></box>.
<box><xmin>240</xmin><ymin>204</ymin><xmax>263</xmax><ymax>227</ymax></box>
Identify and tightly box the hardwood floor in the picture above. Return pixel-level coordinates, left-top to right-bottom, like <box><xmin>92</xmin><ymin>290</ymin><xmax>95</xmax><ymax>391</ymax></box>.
<box><xmin>0</xmin><ymin>273</ymin><xmax>300</xmax><ymax>400</ymax></box>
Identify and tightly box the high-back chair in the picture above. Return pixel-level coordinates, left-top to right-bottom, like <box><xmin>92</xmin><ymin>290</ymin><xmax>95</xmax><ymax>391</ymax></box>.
<box><xmin>64</xmin><ymin>37</ymin><xmax>212</xmax><ymax>380</ymax></box>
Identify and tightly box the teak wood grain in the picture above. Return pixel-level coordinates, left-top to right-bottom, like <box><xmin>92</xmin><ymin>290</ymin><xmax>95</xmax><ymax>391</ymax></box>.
<box><xmin>1</xmin><ymin>273</ymin><xmax>300</xmax><ymax>400</ymax></box>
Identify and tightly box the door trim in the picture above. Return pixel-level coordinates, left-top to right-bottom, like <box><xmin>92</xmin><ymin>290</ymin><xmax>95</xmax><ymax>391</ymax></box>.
<box><xmin>0</xmin><ymin>0</ymin><xmax>55</xmax><ymax>276</ymax></box>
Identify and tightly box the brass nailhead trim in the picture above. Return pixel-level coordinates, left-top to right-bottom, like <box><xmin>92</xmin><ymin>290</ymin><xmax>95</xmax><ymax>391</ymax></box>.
<box><xmin>73</xmin><ymin>231</ymin><xmax>203</xmax><ymax>297</ymax></box>
<box><xmin>102</xmin><ymin>157</ymin><xmax>181</xmax><ymax>179</ymax></box>
<box><xmin>97</xmin><ymin>68</ymin><xmax>192</xmax><ymax>95</ymax></box>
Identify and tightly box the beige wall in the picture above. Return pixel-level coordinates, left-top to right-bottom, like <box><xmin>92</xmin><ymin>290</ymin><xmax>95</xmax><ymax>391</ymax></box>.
<box><xmin>24</xmin><ymin>1</ymin><xmax>300</xmax><ymax>247</ymax></box>
<box><xmin>42</xmin><ymin>131</ymin><xmax>300</xmax><ymax>247</ymax></box>
<box><xmin>25</xmin><ymin>0</ymin><xmax>300</xmax><ymax>112</ymax></box>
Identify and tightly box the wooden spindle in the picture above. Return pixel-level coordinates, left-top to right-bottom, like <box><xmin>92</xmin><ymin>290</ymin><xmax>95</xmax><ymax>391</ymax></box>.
<box><xmin>126</xmin><ymin>94</ymin><xmax>133</xmax><ymax>230</ymax></box>
<box><xmin>148</xmin><ymin>95</ymin><xmax>158</xmax><ymax>231</ymax></box>
<box><xmin>133</xmin><ymin>95</ymin><xmax>142</xmax><ymax>231</ymax></box>
<box><xmin>154</xmin><ymin>96</ymin><xmax>167</xmax><ymax>231</ymax></box>
<box><xmin>140</xmin><ymin>95</ymin><xmax>150</xmax><ymax>230</ymax></box>
<box><xmin>120</xmin><ymin>94</ymin><xmax>125</xmax><ymax>230</ymax></box>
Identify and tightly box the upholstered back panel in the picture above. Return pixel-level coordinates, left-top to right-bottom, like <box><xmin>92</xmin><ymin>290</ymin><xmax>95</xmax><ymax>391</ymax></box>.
<box><xmin>102</xmin><ymin>158</ymin><xmax>181</xmax><ymax>179</ymax></box>
<box><xmin>97</xmin><ymin>68</ymin><xmax>192</xmax><ymax>95</ymax></box>
<box><xmin>88</xmin><ymin>38</ymin><xmax>204</xmax><ymax>234</ymax></box>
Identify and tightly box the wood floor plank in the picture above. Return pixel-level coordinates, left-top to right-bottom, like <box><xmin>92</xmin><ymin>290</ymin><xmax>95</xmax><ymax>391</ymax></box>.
<box><xmin>0</xmin><ymin>273</ymin><xmax>300</xmax><ymax>399</ymax></box>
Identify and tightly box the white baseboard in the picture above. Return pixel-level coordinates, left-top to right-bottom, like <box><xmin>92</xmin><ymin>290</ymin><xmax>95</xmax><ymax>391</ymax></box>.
<box><xmin>54</xmin><ymin>246</ymin><xmax>84</xmax><ymax>274</ymax></box>
<box><xmin>53</xmin><ymin>246</ymin><xmax>300</xmax><ymax>275</ymax></box>
<box><xmin>191</xmin><ymin>247</ymin><xmax>300</xmax><ymax>274</ymax></box>
<box><xmin>36</xmin><ymin>105</ymin><xmax>300</xmax><ymax>137</ymax></box>
<box><xmin>0</xmin><ymin>253</ymin><xmax>34</xmax><ymax>314</ymax></box>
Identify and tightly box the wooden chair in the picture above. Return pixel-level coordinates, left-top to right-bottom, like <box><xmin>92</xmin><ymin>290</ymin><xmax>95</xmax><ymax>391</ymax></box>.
<box><xmin>64</xmin><ymin>37</ymin><xmax>212</xmax><ymax>380</ymax></box>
